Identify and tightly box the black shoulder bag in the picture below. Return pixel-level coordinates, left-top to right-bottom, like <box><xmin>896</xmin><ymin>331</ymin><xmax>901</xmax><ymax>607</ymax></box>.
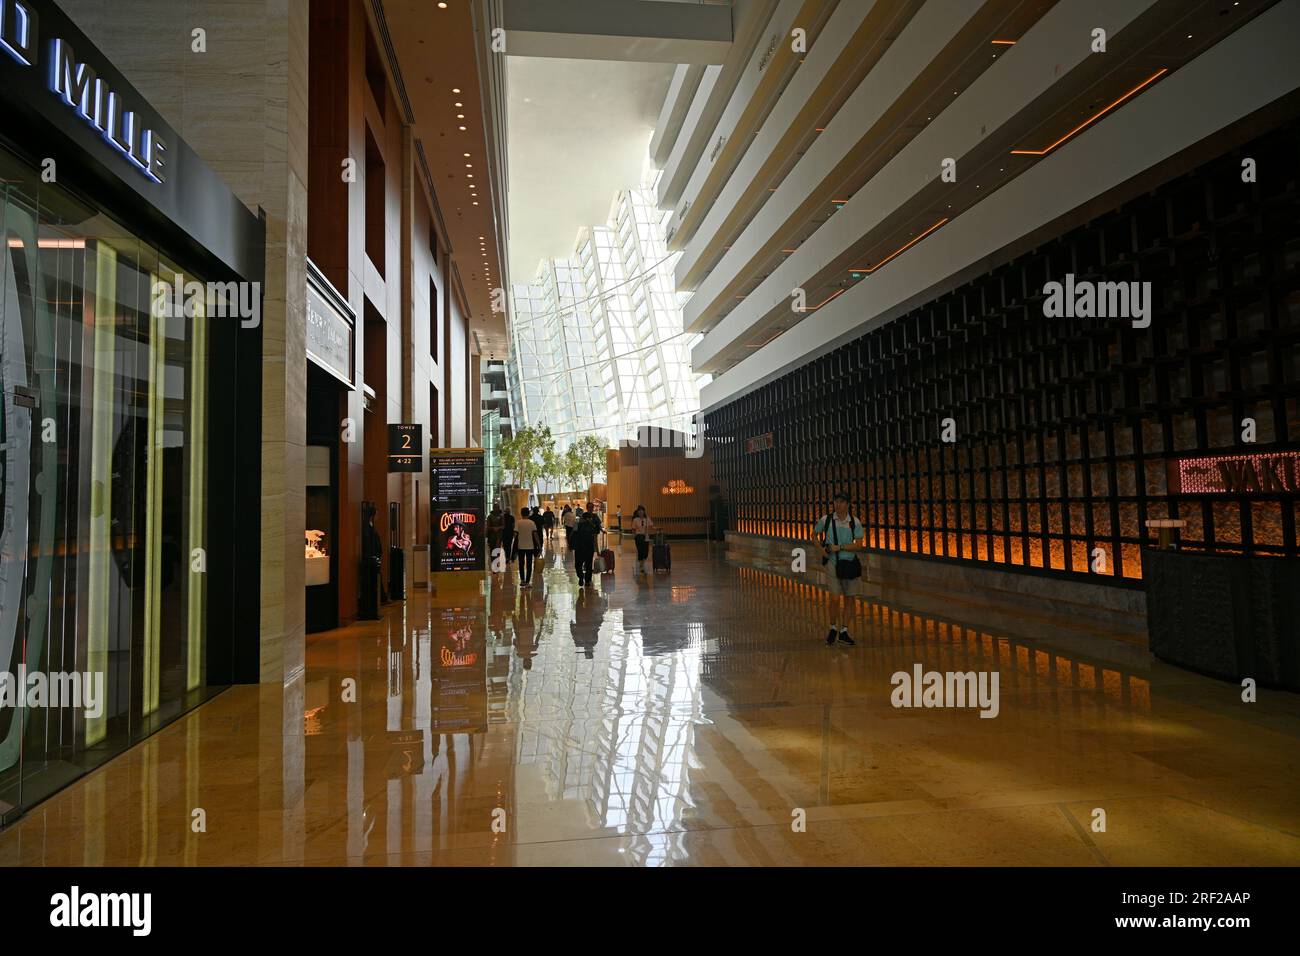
<box><xmin>821</xmin><ymin>513</ymin><xmax>863</xmax><ymax>580</ymax></box>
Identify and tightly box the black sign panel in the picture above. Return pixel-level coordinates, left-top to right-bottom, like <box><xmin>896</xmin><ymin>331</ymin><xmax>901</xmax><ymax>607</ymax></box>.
<box><xmin>387</xmin><ymin>423</ymin><xmax>422</xmax><ymax>472</ymax></box>
<box><xmin>0</xmin><ymin>0</ymin><xmax>264</xmax><ymax>282</ymax></box>
<box><xmin>430</xmin><ymin>449</ymin><xmax>484</xmax><ymax>572</ymax></box>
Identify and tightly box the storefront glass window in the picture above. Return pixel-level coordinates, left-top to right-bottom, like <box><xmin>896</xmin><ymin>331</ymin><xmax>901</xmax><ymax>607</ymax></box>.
<box><xmin>0</xmin><ymin>144</ymin><xmax>221</xmax><ymax>823</ymax></box>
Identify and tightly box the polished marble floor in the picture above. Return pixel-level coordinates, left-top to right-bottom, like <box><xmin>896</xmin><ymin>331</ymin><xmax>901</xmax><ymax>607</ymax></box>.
<box><xmin>3</xmin><ymin>538</ymin><xmax>1299</xmax><ymax>866</ymax></box>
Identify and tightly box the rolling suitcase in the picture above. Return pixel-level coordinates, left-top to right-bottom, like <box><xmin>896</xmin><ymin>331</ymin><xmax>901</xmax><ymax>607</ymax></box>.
<box><xmin>600</xmin><ymin>535</ymin><xmax>616</xmax><ymax>573</ymax></box>
<box><xmin>652</xmin><ymin>532</ymin><xmax>671</xmax><ymax>573</ymax></box>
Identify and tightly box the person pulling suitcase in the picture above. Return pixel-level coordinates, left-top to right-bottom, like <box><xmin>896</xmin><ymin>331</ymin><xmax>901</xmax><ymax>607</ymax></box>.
<box><xmin>631</xmin><ymin>505</ymin><xmax>653</xmax><ymax>574</ymax></box>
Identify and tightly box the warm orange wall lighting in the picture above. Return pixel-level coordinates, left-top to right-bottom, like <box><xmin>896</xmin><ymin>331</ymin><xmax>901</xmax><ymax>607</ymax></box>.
<box><xmin>746</xmin><ymin>327</ymin><xmax>786</xmax><ymax>348</ymax></box>
<box><xmin>1010</xmin><ymin>69</ymin><xmax>1168</xmax><ymax>156</ymax></box>
<box><xmin>991</xmin><ymin>39</ymin><xmax>1017</xmax><ymax>45</ymax></box>
<box><xmin>852</xmin><ymin>217</ymin><xmax>949</xmax><ymax>275</ymax></box>
<box><xmin>810</xmin><ymin>288</ymin><xmax>845</xmax><ymax>311</ymax></box>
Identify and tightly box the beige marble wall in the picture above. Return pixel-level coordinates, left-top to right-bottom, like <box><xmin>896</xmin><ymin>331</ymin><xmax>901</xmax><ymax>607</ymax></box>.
<box><xmin>61</xmin><ymin>0</ymin><xmax>310</xmax><ymax>698</ymax></box>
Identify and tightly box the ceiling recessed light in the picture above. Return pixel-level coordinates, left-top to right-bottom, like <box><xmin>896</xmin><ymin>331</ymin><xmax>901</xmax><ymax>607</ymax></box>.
<box><xmin>455</xmin><ymin>102</ymin><xmax>463</xmax><ymax>108</ymax></box>
<box><xmin>452</xmin><ymin>88</ymin><xmax>461</xmax><ymax>93</ymax></box>
<box><xmin>467</xmin><ymin>174</ymin><xmax>473</xmax><ymax>179</ymax></box>
<box><xmin>437</xmin><ymin>2</ymin><xmax>447</xmax><ymax>8</ymax></box>
<box><xmin>458</xmin><ymin>126</ymin><xmax>466</xmax><ymax>131</ymax></box>
<box><xmin>465</xmin><ymin>163</ymin><xmax>472</xmax><ymax>168</ymax></box>
<box><xmin>457</xmin><ymin>114</ymin><xmax>464</xmax><ymax>119</ymax></box>
<box><xmin>464</xmin><ymin>153</ymin><xmax>471</xmax><ymax>158</ymax></box>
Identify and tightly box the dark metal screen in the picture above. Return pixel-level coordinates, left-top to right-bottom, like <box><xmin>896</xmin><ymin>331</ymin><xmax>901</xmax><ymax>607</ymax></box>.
<box><xmin>705</xmin><ymin>121</ymin><xmax>1300</xmax><ymax>586</ymax></box>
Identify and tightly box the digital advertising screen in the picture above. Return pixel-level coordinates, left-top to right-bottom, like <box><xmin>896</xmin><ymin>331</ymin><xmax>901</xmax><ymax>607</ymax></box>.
<box><xmin>430</xmin><ymin>449</ymin><xmax>485</xmax><ymax>572</ymax></box>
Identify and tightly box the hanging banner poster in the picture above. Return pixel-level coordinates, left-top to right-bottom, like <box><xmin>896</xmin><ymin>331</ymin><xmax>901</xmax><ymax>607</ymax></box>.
<box><xmin>430</xmin><ymin>448</ymin><xmax>485</xmax><ymax>572</ymax></box>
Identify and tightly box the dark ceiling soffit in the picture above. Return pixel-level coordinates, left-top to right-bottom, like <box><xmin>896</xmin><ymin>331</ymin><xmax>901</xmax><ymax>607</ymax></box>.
<box><xmin>470</xmin><ymin>0</ymin><xmax>510</xmax><ymax>291</ymax></box>
<box><xmin>370</xmin><ymin>0</ymin><xmax>454</xmax><ymax>258</ymax></box>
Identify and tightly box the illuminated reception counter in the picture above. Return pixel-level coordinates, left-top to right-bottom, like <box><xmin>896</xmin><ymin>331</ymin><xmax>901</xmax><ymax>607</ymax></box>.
<box><xmin>1145</xmin><ymin>549</ymin><xmax>1300</xmax><ymax>691</ymax></box>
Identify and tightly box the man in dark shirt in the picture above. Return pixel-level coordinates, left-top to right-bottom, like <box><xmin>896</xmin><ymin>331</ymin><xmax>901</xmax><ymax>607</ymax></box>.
<box><xmin>571</xmin><ymin>510</ymin><xmax>599</xmax><ymax>587</ymax></box>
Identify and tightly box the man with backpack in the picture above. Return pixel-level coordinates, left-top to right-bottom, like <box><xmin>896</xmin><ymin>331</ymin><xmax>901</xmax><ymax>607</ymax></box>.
<box><xmin>814</xmin><ymin>491</ymin><xmax>864</xmax><ymax>646</ymax></box>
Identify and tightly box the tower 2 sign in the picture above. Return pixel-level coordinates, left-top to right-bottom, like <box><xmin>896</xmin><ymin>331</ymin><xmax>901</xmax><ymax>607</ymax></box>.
<box><xmin>0</xmin><ymin>0</ymin><xmax>167</xmax><ymax>182</ymax></box>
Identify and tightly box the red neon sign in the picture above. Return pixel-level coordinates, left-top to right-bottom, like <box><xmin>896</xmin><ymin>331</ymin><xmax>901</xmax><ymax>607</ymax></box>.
<box><xmin>1168</xmin><ymin>451</ymin><xmax>1300</xmax><ymax>495</ymax></box>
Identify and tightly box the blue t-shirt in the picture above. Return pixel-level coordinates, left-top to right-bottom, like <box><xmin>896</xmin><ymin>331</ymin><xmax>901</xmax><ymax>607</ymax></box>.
<box><xmin>815</xmin><ymin>513</ymin><xmax>863</xmax><ymax>561</ymax></box>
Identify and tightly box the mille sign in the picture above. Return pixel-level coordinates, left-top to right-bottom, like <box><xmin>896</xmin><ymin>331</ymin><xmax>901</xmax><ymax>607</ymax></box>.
<box><xmin>1168</xmin><ymin>451</ymin><xmax>1300</xmax><ymax>495</ymax></box>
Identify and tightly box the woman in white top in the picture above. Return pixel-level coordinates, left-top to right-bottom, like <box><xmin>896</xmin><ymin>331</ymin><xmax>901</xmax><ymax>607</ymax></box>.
<box><xmin>631</xmin><ymin>505</ymin><xmax>654</xmax><ymax>574</ymax></box>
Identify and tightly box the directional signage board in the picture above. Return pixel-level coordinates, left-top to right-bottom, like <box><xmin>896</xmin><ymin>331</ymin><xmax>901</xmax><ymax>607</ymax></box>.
<box><xmin>388</xmin><ymin>423</ymin><xmax>422</xmax><ymax>473</ymax></box>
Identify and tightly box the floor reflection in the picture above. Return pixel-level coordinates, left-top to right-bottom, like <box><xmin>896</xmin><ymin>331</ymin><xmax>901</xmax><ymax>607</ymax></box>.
<box><xmin>2</xmin><ymin>540</ymin><xmax>1299</xmax><ymax>866</ymax></box>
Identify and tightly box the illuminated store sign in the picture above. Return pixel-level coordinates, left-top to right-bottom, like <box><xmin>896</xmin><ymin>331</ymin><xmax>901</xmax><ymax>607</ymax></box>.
<box><xmin>661</xmin><ymin>479</ymin><xmax>695</xmax><ymax>495</ymax></box>
<box><xmin>745</xmin><ymin>432</ymin><xmax>774</xmax><ymax>454</ymax></box>
<box><xmin>1168</xmin><ymin>451</ymin><xmax>1300</xmax><ymax>495</ymax></box>
<box><xmin>0</xmin><ymin>0</ymin><xmax>166</xmax><ymax>182</ymax></box>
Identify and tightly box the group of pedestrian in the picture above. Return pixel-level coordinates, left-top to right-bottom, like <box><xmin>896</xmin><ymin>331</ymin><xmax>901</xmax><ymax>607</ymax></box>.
<box><xmin>489</xmin><ymin>489</ymin><xmax>865</xmax><ymax>649</ymax></box>
<box><xmin>486</xmin><ymin>500</ymin><xmax>614</xmax><ymax>589</ymax></box>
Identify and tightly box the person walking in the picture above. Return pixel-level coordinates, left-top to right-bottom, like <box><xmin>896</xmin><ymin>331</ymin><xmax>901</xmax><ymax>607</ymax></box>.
<box><xmin>501</xmin><ymin>508</ymin><xmax>516</xmax><ymax>563</ymax></box>
<box><xmin>814</xmin><ymin>491</ymin><xmax>864</xmax><ymax>646</ymax></box>
<box><xmin>515</xmin><ymin>507</ymin><xmax>539</xmax><ymax>587</ymax></box>
<box><xmin>631</xmin><ymin>505</ymin><xmax>653</xmax><ymax>574</ymax></box>
<box><xmin>561</xmin><ymin>505</ymin><xmax>577</xmax><ymax>552</ymax></box>
<box><xmin>571</xmin><ymin>507</ymin><xmax>598</xmax><ymax>588</ymax></box>
<box><xmin>486</xmin><ymin>505</ymin><xmax>504</xmax><ymax>568</ymax></box>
